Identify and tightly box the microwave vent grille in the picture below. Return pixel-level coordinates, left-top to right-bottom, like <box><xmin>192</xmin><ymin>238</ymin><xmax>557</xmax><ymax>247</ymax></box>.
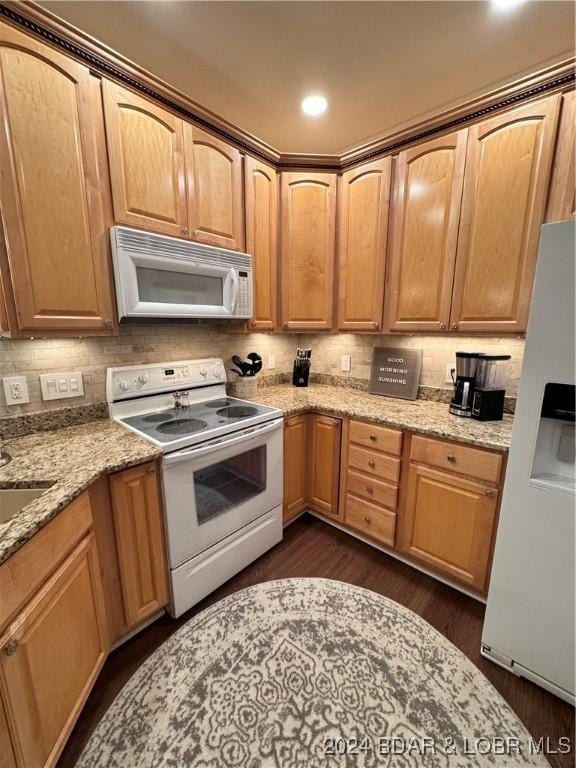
<box><xmin>112</xmin><ymin>226</ymin><xmax>251</xmax><ymax>270</ymax></box>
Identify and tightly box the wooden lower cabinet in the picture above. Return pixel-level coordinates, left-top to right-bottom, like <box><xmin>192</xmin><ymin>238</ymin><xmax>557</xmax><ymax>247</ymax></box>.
<box><xmin>0</xmin><ymin>534</ymin><xmax>109</xmax><ymax>768</ymax></box>
<box><xmin>109</xmin><ymin>461</ymin><xmax>170</xmax><ymax>629</ymax></box>
<box><xmin>398</xmin><ymin>463</ymin><xmax>498</xmax><ymax>592</ymax></box>
<box><xmin>283</xmin><ymin>414</ymin><xmax>308</xmax><ymax>521</ymax></box>
<box><xmin>0</xmin><ymin>693</ymin><xmax>16</xmax><ymax>768</ymax></box>
<box><xmin>307</xmin><ymin>414</ymin><xmax>342</xmax><ymax>519</ymax></box>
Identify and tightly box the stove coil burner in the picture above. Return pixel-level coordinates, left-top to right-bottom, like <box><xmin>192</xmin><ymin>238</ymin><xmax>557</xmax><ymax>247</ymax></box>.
<box><xmin>216</xmin><ymin>405</ymin><xmax>258</xmax><ymax>419</ymax></box>
<box><xmin>205</xmin><ymin>398</ymin><xmax>234</xmax><ymax>408</ymax></box>
<box><xmin>143</xmin><ymin>414</ymin><xmax>174</xmax><ymax>423</ymax></box>
<box><xmin>156</xmin><ymin>418</ymin><xmax>208</xmax><ymax>435</ymax></box>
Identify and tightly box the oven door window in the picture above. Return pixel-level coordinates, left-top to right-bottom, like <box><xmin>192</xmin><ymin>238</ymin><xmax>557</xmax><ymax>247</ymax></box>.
<box><xmin>194</xmin><ymin>445</ymin><xmax>266</xmax><ymax>525</ymax></box>
<box><xmin>136</xmin><ymin>266</ymin><xmax>224</xmax><ymax>306</ymax></box>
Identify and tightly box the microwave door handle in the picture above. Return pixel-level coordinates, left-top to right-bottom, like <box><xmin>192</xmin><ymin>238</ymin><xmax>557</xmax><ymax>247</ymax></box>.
<box><xmin>230</xmin><ymin>270</ymin><xmax>239</xmax><ymax>314</ymax></box>
<box><xmin>163</xmin><ymin>417</ymin><xmax>283</xmax><ymax>466</ymax></box>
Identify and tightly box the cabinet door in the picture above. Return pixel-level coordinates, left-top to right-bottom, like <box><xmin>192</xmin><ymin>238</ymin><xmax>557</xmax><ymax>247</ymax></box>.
<box><xmin>102</xmin><ymin>80</ymin><xmax>188</xmax><ymax>238</ymax></box>
<box><xmin>307</xmin><ymin>414</ymin><xmax>342</xmax><ymax>519</ymax></box>
<box><xmin>280</xmin><ymin>172</ymin><xmax>337</xmax><ymax>330</ymax></box>
<box><xmin>109</xmin><ymin>462</ymin><xmax>169</xmax><ymax>629</ymax></box>
<box><xmin>451</xmin><ymin>96</ymin><xmax>560</xmax><ymax>333</ymax></box>
<box><xmin>338</xmin><ymin>159</ymin><xmax>391</xmax><ymax>331</ymax></box>
<box><xmin>185</xmin><ymin>125</ymin><xmax>244</xmax><ymax>250</ymax></box>
<box><xmin>545</xmin><ymin>90</ymin><xmax>575</xmax><ymax>223</ymax></box>
<box><xmin>0</xmin><ymin>534</ymin><xmax>109</xmax><ymax>768</ymax></box>
<box><xmin>0</xmin><ymin>694</ymin><xmax>16</xmax><ymax>768</ymax></box>
<box><xmin>0</xmin><ymin>23</ymin><xmax>115</xmax><ymax>334</ymax></box>
<box><xmin>398</xmin><ymin>463</ymin><xmax>498</xmax><ymax>592</ymax></box>
<box><xmin>245</xmin><ymin>157</ymin><xmax>278</xmax><ymax>329</ymax></box>
<box><xmin>386</xmin><ymin>131</ymin><xmax>467</xmax><ymax>332</ymax></box>
<box><xmin>283</xmin><ymin>414</ymin><xmax>307</xmax><ymax>522</ymax></box>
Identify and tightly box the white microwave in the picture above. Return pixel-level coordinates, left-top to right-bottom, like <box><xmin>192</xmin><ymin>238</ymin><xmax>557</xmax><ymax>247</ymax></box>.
<box><xmin>110</xmin><ymin>226</ymin><xmax>253</xmax><ymax>321</ymax></box>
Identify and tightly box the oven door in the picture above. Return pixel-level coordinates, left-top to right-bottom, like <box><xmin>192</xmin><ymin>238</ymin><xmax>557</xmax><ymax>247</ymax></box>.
<box><xmin>114</xmin><ymin>248</ymin><xmax>238</xmax><ymax>319</ymax></box>
<box><xmin>162</xmin><ymin>418</ymin><xmax>283</xmax><ymax>568</ymax></box>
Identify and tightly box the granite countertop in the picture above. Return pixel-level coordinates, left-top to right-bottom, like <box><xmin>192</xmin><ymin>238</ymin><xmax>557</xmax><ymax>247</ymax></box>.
<box><xmin>0</xmin><ymin>420</ymin><xmax>161</xmax><ymax>565</ymax></box>
<box><xmin>252</xmin><ymin>384</ymin><xmax>514</xmax><ymax>452</ymax></box>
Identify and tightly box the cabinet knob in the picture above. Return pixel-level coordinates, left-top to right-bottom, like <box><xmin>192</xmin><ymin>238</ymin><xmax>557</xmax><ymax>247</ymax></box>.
<box><xmin>146</xmin><ymin>466</ymin><xmax>156</xmax><ymax>475</ymax></box>
<box><xmin>451</xmin><ymin>322</ymin><xmax>458</xmax><ymax>330</ymax></box>
<box><xmin>485</xmin><ymin>488</ymin><xmax>495</xmax><ymax>497</ymax></box>
<box><xmin>283</xmin><ymin>322</ymin><xmax>288</xmax><ymax>329</ymax></box>
<box><xmin>366</xmin><ymin>486</ymin><xmax>374</xmax><ymax>494</ymax></box>
<box><xmin>181</xmin><ymin>227</ymin><xmax>189</xmax><ymax>235</ymax></box>
<box><xmin>447</xmin><ymin>454</ymin><xmax>456</xmax><ymax>462</ymax></box>
<box><xmin>104</xmin><ymin>319</ymin><xmax>113</xmax><ymax>328</ymax></box>
<box><xmin>369</xmin><ymin>434</ymin><xmax>377</xmax><ymax>441</ymax></box>
<box><xmin>364</xmin><ymin>516</ymin><xmax>371</xmax><ymax>524</ymax></box>
<box><xmin>439</xmin><ymin>323</ymin><xmax>446</xmax><ymax>330</ymax></box>
<box><xmin>368</xmin><ymin>460</ymin><xmax>376</xmax><ymax>468</ymax></box>
<box><xmin>4</xmin><ymin>639</ymin><xmax>18</xmax><ymax>656</ymax></box>
<box><xmin>372</xmin><ymin>321</ymin><xmax>379</xmax><ymax>329</ymax></box>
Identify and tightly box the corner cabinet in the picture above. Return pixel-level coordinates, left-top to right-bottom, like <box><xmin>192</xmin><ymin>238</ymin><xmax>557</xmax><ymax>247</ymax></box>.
<box><xmin>184</xmin><ymin>125</ymin><xmax>244</xmax><ymax>250</ymax></box>
<box><xmin>283</xmin><ymin>414</ymin><xmax>308</xmax><ymax>522</ymax></box>
<box><xmin>102</xmin><ymin>80</ymin><xmax>188</xmax><ymax>238</ymax></box>
<box><xmin>451</xmin><ymin>96</ymin><xmax>560</xmax><ymax>333</ymax></box>
<box><xmin>338</xmin><ymin>159</ymin><xmax>391</xmax><ymax>331</ymax></box>
<box><xmin>307</xmin><ymin>414</ymin><xmax>342</xmax><ymax>520</ymax></box>
<box><xmin>385</xmin><ymin>131</ymin><xmax>467</xmax><ymax>332</ymax></box>
<box><xmin>280</xmin><ymin>172</ymin><xmax>337</xmax><ymax>330</ymax></box>
<box><xmin>245</xmin><ymin>157</ymin><xmax>278</xmax><ymax>329</ymax></box>
<box><xmin>0</xmin><ymin>23</ymin><xmax>116</xmax><ymax>337</ymax></box>
<box><xmin>109</xmin><ymin>461</ymin><xmax>170</xmax><ymax>629</ymax></box>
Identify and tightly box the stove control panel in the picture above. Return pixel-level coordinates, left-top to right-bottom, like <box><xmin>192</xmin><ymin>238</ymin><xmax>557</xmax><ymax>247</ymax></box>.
<box><xmin>107</xmin><ymin>359</ymin><xmax>226</xmax><ymax>401</ymax></box>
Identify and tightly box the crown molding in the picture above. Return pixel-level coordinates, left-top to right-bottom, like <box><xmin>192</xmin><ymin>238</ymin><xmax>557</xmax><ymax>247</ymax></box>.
<box><xmin>1</xmin><ymin>0</ymin><xmax>574</xmax><ymax>173</ymax></box>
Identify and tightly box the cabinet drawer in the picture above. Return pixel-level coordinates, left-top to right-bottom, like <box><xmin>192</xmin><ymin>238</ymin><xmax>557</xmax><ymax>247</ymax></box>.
<box><xmin>349</xmin><ymin>420</ymin><xmax>402</xmax><ymax>455</ymax></box>
<box><xmin>410</xmin><ymin>435</ymin><xmax>502</xmax><ymax>484</ymax></box>
<box><xmin>0</xmin><ymin>491</ymin><xmax>93</xmax><ymax>630</ymax></box>
<box><xmin>346</xmin><ymin>469</ymin><xmax>398</xmax><ymax>510</ymax></box>
<box><xmin>345</xmin><ymin>494</ymin><xmax>396</xmax><ymax>546</ymax></box>
<box><xmin>348</xmin><ymin>444</ymin><xmax>400</xmax><ymax>484</ymax></box>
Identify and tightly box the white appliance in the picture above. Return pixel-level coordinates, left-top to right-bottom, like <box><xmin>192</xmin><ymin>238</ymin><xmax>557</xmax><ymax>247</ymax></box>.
<box><xmin>482</xmin><ymin>221</ymin><xmax>575</xmax><ymax>704</ymax></box>
<box><xmin>107</xmin><ymin>359</ymin><xmax>283</xmax><ymax>617</ymax></box>
<box><xmin>111</xmin><ymin>226</ymin><xmax>253</xmax><ymax>321</ymax></box>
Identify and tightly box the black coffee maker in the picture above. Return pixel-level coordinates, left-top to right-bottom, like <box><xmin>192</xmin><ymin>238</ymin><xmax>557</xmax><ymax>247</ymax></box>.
<box><xmin>449</xmin><ymin>352</ymin><xmax>480</xmax><ymax>417</ymax></box>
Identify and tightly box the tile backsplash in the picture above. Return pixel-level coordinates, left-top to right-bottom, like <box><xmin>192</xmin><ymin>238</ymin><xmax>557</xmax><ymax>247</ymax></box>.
<box><xmin>0</xmin><ymin>325</ymin><xmax>524</xmax><ymax>416</ymax></box>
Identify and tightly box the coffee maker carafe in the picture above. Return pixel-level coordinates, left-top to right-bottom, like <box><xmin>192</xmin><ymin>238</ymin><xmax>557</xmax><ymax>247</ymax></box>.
<box><xmin>449</xmin><ymin>352</ymin><xmax>480</xmax><ymax>417</ymax></box>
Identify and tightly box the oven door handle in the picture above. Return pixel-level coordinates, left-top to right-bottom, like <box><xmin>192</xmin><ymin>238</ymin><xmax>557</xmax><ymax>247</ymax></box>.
<box><xmin>163</xmin><ymin>417</ymin><xmax>283</xmax><ymax>466</ymax></box>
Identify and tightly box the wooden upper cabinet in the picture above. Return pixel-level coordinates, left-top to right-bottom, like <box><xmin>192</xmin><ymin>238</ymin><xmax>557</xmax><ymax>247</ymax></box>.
<box><xmin>451</xmin><ymin>96</ymin><xmax>560</xmax><ymax>333</ymax></box>
<box><xmin>280</xmin><ymin>172</ymin><xmax>337</xmax><ymax>330</ymax></box>
<box><xmin>185</xmin><ymin>125</ymin><xmax>244</xmax><ymax>250</ymax></box>
<box><xmin>338</xmin><ymin>159</ymin><xmax>391</xmax><ymax>331</ymax></box>
<box><xmin>545</xmin><ymin>90</ymin><xmax>575</xmax><ymax>224</ymax></box>
<box><xmin>102</xmin><ymin>80</ymin><xmax>188</xmax><ymax>238</ymax></box>
<box><xmin>386</xmin><ymin>131</ymin><xmax>467</xmax><ymax>332</ymax></box>
<box><xmin>245</xmin><ymin>157</ymin><xmax>278</xmax><ymax>329</ymax></box>
<box><xmin>0</xmin><ymin>23</ymin><xmax>116</xmax><ymax>335</ymax></box>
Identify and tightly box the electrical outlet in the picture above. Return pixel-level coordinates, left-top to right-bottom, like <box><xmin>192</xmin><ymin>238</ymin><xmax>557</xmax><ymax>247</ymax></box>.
<box><xmin>40</xmin><ymin>372</ymin><xmax>84</xmax><ymax>401</ymax></box>
<box><xmin>445</xmin><ymin>363</ymin><xmax>456</xmax><ymax>385</ymax></box>
<box><xmin>267</xmin><ymin>354</ymin><xmax>275</xmax><ymax>370</ymax></box>
<box><xmin>341</xmin><ymin>355</ymin><xmax>351</xmax><ymax>372</ymax></box>
<box><xmin>3</xmin><ymin>376</ymin><xmax>30</xmax><ymax>406</ymax></box>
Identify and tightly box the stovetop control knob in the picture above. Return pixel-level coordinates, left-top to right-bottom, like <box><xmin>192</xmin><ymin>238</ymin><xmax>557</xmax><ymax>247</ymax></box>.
<box><xmin>119</xmin><ymin>378</ymin><xmax>130</xmax><ymax>392</ymax></box>
<box><xmin>138</xmin><ymin>373</ymin><xmax>149</xmax><ymax>385</ymax></box>
<box><xmin>199</xmin><ymin>367</ymin><xmax>208</xmax><ymax>377</ymax></box>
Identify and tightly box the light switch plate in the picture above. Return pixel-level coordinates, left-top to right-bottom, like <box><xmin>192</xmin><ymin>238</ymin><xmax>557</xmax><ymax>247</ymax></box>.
<box><xmin>445</xmin><ymin>363</ymin><xmax>456</xmax><ymax>385</ymax></box>
<box><xmin>3</xmin><ymin>376</ymin><xmax>30</xmax><ymax>406</ymax></box>
<box><xmin>40</xmin><ymin>372</ymin><xmax>84</xmax><ymax>401</ymax></box>
<box><xmin>341</xmin><ymin>355</ymin><xmax>351</xmax><ymax>372</ymax></box>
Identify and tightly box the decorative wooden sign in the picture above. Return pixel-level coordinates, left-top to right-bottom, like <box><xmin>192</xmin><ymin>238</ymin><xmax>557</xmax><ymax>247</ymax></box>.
<box><xmin>369</xmin><ymin>347</ymin><xmax>422</xmax><ymax>400</ymax></box>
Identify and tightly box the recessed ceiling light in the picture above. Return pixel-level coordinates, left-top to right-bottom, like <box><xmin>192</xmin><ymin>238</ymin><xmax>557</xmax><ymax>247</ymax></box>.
<box><xmin>491</xmin><ymin>0</ymin><xmax>526</xmax><ymax>10</ymax></box>
<box><xmin>301</xmin><ymin>95</ymin><xmax>328</xmax><ymax>117</ymax></box>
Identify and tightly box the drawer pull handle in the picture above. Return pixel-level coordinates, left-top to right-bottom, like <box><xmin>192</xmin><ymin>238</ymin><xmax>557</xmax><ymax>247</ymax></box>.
<box><xmin>485</xmin><ymin>488</ymin><xmax>495</xmax><ymax>497</ymax></box>
<box><xmin>364</xmin><ymin>516</ymin><xmax>371</xmax><ymax>524</ymax></box>
<box><xmin>368</xmin><ymin>460</ymin><xmax>376</xmax><ymax>469</ymax></box>
<box><xmin>366</xmin><ymin>486</ymin><xmax>374</xmax><ymax>494</ymax></box>
<box><xmin>369</xmin><ymin>434</ymin><xmax>377</xmax><ymax>441</ymax></box>
<box><xmin>4</xmin><ymin>639</ymin><xmax>18</xmax><ymax>656</ymax></box>
<box><xmin>447</xmin><ymin>454</ymin><xmax>456</xmax><ymax>462</ymax></box>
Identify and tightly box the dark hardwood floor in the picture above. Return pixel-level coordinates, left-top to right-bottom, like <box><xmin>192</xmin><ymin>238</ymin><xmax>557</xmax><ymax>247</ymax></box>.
<box><xmin>58</xmin><ymin>514</ymin><xmax>575</xmax><ymax>768</ymax></box>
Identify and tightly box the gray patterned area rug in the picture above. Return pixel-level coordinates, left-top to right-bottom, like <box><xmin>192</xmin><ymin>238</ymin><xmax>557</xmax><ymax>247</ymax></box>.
<box><xmin>77</xmin><ymin>578</ymin><xmax>549</xmax><ymax>768</ymax></box>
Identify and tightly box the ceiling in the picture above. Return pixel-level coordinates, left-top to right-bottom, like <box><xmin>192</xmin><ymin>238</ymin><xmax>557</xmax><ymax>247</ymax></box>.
<box><xmin>40</xmin><ymin>1</ymin><xmax>575</xmax><ymax>155</ymax></box>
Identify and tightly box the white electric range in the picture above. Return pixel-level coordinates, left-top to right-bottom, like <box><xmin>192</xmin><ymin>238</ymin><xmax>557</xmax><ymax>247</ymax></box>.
<box><xmin>107</xmin><ymin>358</ymin><xmax>284</xmax><ymax>617</ymax></box>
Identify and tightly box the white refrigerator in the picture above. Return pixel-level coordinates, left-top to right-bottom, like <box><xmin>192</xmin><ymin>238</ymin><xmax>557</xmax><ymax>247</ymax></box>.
<box><xmin>482</xmin><ymin>220</ymin><xmax>575</xmax><ymax>705</ymax></box>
